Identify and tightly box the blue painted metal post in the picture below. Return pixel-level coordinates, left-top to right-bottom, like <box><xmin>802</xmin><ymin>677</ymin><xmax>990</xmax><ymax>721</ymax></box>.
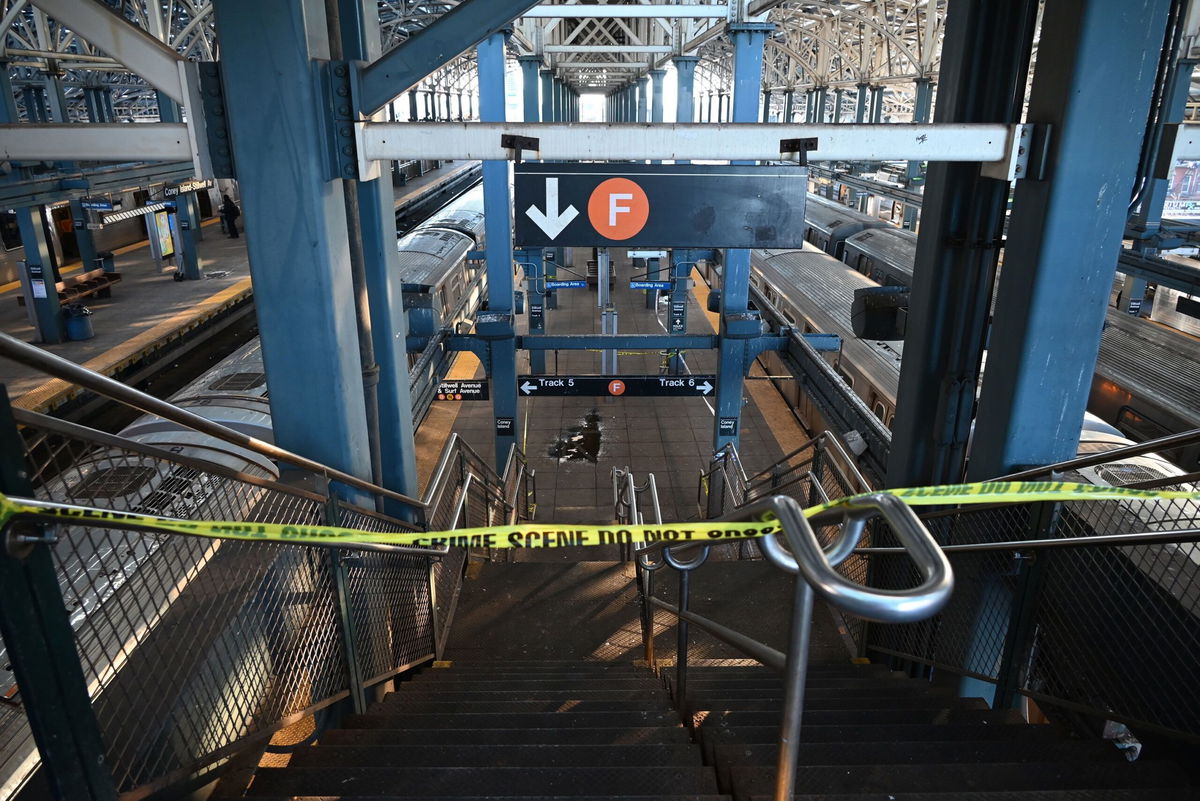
<box><xmin>157</xmin><ymin>93</ymin><xmax>202</xmax><ymax>280</ymax></box>
<box><xmin>211</xmin><ymin>0</ymin><xmax>373</xmax><ymax>496</ymax></box>
<box><xmin>714</xmin><ymin>23</ymin><xmax>771</xmax><ymax>453</ymax></box>
<box><xmin>855</xmin><ymin>81</ymin><xmax>869</xmax><ymax>122</ymax></box>
<box><xmin>674</xmin><ymin>57</ymin><xmax>697</xmax><ymax>164</ymax></box>
<box><xmin>68</xmin><ymin>198</ymin><xmax>99</xmax><ymax>273</ymax></box>
<box><xmin>478</xmin><ymin>31</ymin><xmax>518</xmax><ymax>469</ymax></box>
<box><xmin>637</xmin><ymin>75</ymin><xmax>649</xmax><ymax>122</ymax></box>
<box><xmin>22</xmin><ymin>85</ymin><xmax>48</xmax><ymax>122</ymax></box>
<box><xmin>970</xmin><ymin>0</ymin><xmax>1173</xmax><ymax>478</ymax></box>
<box><xmin>339</xmin><ymin>0</ymin><xmax>420</xmax><ymax>502</ymax></box>
<box><xmin>669</xmin><ymin>250</ymin><xmax>692</xmax><ymax>373</ymax></box>
<box><xmin>83</xmin><ymin>85</ymin><xmax>107</xmax><ymax>122</ymax></box>
<box><xmin>814</xmin><ymin>86</ymin><xmax>828</xmax><ymax>123</ymax></box>
<box><xmin>870</xmin><ymin>85</ymin><xmax>884</xmax><ymax>122</ymax></box>
<box><xmin>903</xmin><ymin>77</ymin><xmax>933</xmax><ymax>228</ymax></box>
<box><xmin>408</xmin><ymin>89</ymin><xmax>418</xmax><ymax>120</ymax></box>
<box><xmin>782</xmin><ymin>89</ymin><xmax>794</xmax><ymax>122</ymax></box>
<box><xmin>541</xmin><ymin>69</ymin><xmax>554</xmax><ymax>122</ymax></box>
<box><xmin>761</xmin><ymin>89</ymin><xmax>770</xmax><ymax>122</ymax></box>
<box><xmin>833</xmin><ymin>88</ymin><xmax>844</xmax><ymax>123</ymax></box>
<box><xmin>1130</xmin><ymin>58</ymin><xmax>1197</xmax><ymax>237</ymax></box>
<box><xmin>15</xmin><ymin>209</ymin><xmax>62</xmax><ymax>343</ymax></box>
<box><xmin>519</xmin><ymin>56</ymin><xmax>541</xmax><ymax>122</ymax></box>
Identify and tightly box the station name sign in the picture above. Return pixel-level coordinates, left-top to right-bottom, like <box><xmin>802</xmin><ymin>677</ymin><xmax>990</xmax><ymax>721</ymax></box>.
<box><xmin>514</xmin><ymin>163</ymin><xmax>808</xmax><ymax>249</ymax></box>
<box><xmin>436</xmin><ymin>380</ymin><xmax>489</xmax><ymax>401</ymax></box>
<box><xmin>163</xmin><ymin>179</ymin><xmax>215</xmax><ymax>198</ymax></box>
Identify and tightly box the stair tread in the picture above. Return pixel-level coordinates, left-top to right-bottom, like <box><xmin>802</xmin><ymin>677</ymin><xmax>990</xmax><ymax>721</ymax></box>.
<box><xmin>729</xmin><ymin>761</ymin><xmax>1189</xmax><ymax>795</ymax></box>
<box><xmin>693</xmin><ymin>705</ymin><xmax>1007</xmax><ymax>728</ymax></box>
<box><xmin>228</xmin><ymin>797</ymin><xmax>733</xmax><ymax>801</ymax></box>
<box><xmin>292</xmin><ymin>743</ymin><xmax>702</xmax><ymax>768</ymax></box>
<box><xmin>247</xmin><ymin>766</ymin><xmax>721</xmax><ymax>796</ymax></box>
<box><xmin>373</xmin><ymin>699</ymin><xmax>673</xmax><ymax>713</ymax></box>
<box><xmin>685</xmin><ymin>695</ymin><xmax>968</xmax><ymax>713</ymax></box>
<box><xmin>388</xmin><ymin>689</ymin><xmax>668</xmax><ymax>700</ymax></box>
<box><xmin>750</xmin><ymin>792</ymin><xmax>1197</xmax><ymax>801</ymax></box>
<box><xmin>345</xmin><ymin>710</ymin><xmax>683</xmax><ymax>729</ymax></box>
<box><xmin>322</xmin><ymin>727</ymin><xmax>692</xmax><ymax>746</ymax></box>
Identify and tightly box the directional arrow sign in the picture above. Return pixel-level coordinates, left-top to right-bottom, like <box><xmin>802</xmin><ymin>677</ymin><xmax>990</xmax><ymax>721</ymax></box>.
<box><xmin>514</xmin><ymin>163</ymin><xmax>809</xmax><ymax>248</ymax></box>
<box><xmin>524</xmin><ymin>177</ymin><xmax>579</xmax><ymax>240</ymax></box>
<box><xmin>516</xmin><ymin>375</ymin><xmax>717</xmax><ymax>397</ymax></box>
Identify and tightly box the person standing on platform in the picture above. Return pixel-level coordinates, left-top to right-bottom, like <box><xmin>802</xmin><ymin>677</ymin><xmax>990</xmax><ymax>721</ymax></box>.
<box><xmin>221</xmin><ymin>194</ymin><xmax>241</xmax><ymax>238</ymax></box>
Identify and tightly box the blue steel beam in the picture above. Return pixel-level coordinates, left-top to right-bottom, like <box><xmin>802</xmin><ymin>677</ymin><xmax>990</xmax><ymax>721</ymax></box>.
<box><xmin>713</xmin><ymin>23</ymin><xmax>771</xmax><ymax>452</ymax></box>
<box><xmin>477</xmin><ymin>31</ymin><xmax>518</xmax><ymax>470</ymax></box>
<box><xmin>886</xmin><ymin>0</ymin><xmax>1038</xmax><ymax>490</ymax></box>
<box><xmin>339</xmin><ymin>0</ymin><xmax>420</xmax><ymax>502</ymax></box>
<box><xmin>516</xmin><ymin>334</ymin><xmax>717</xmax><ymax>351</ymax></box>
<box><xmin>519</xmin><ymin>55</ymin><xmax>541</xmax><ymax>122</ymax></box>
<box><xmin>157</xmin><ymin>94</ymin><xmax>201</xmax><ymax>280</ymax></box>
<box><xmin>969</xmin><ymin>0</ymin><xmax>1173</xmax><ymax>478</ymax></box>
<box><xmin>358</xmin><ymin>0</ymin><xmax>540</xmax><ymax>114</ymax></box>
<box><xmin>541</xmin><ymin>69</ymin><xmax>554</xmax><ymax>122</ymax></box>
<box><xmin>212</xmin><ymin>0</ymin><xmax>373</xmax><ymax>496</ymax></box>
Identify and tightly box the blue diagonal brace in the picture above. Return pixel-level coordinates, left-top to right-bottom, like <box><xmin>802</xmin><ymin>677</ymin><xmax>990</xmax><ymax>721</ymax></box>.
<box><xmin>358</xmin><ymin>0</ymin><xmax>542</xmax><ymax>114</ymax></box>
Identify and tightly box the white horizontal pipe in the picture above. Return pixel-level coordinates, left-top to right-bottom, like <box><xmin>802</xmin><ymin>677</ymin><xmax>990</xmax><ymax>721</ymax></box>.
<box><xmin>361</xmin><ymin>122</ymin><xmax>1012</xmax><ymax>163</ymax></box>
<box><xmin>0</xmin><ymin>123</ymin><xmax>193</xmax><ymax>162</ymax></box>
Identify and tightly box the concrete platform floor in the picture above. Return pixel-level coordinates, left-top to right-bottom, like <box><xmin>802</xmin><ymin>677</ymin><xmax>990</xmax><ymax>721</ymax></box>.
<box><xmin>417</xmin><ymin>247</ymin><xmax>813</xmax><ymax>530</ymax></box>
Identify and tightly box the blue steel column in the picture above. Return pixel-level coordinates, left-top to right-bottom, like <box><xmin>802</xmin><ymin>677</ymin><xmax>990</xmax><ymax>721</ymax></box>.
<box><xmin>833</xmin><ymin>88</ymin><xmax>844</xmax><ymax>123</ymax></box>
<box><xmin>636</xmin><ymin>75</ymin><xmax>649</xmax><ymax>122</ymax></box>
<box><xmin>339</xmin><ymin>0</ymin><xmax>419</xmax><ymax>501</ymax></box>
<box><xmin>870</xmin><ymin>85</ymin><xmax>884</xmax><ymax>122</ymax></box>
<box><xmin>157</xmin><ymin>94</ymin><xmax>203</xmax><ymax>280</ymax></box>
<box><xmin>714</xmin><ymin>23</ymin><xmax>771</xmax><ymax>452</ymax></box>
<box><xmin>969</xmin><ymin>0</ymin><xmax>1172</xmax><ymax>478</ymax></box>
<box><xmin>1130</xmin><ymin>58</ymin><xmax>1197</xmax><ymax>238</ymax></box>
<box><xmin>782</xmin><ymin>88</ymin><xmax>793</xmax><ymax>122</ymax></box>
<box><xmin>519</xmin><ymin>56</ymin><xmax>540</xmax><ymax>121</ymax></box>
<box><xmin>212</xmin><ymin>0</ymin><xmax>372</xmax><ymax>492</ymax></box>
<box><xmin>814</xmin><ymin>85</ymin><xmax>828</xmax><ymax>123</ymax></box>
<box><xmin>855</xmin><ymin>81</ymin><xmax>868</xmax><ymax>122</ymax></box>
<box><xmin>478</xmin><ymin>31</ymin><xmax>518</xmax><ymax>469</ymax></box>
<box><xmin>903</xmin><ymin>76</ymin><xmax>933</xmax><ymax>229</ymax></box>
<box><xmin>761</xmin><ymin>89</ymin><xmax>770</xmax><ymax>122</ymax></box>
<box><xmin>540</xmin><ymin>69</ymin><xmax>554</xmax><ymax>122</ymax></box>
<box><xmin>886</xmin><ymin>0</ymin><xmax>1038</xmax><ymax>489</ymax></box>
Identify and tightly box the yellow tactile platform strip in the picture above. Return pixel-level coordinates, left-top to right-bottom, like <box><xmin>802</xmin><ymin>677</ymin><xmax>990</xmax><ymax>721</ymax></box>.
<box><xmin>15</xmin><ymin>276</ymin><xmax>253</xmax><ymax>414</ymax></box>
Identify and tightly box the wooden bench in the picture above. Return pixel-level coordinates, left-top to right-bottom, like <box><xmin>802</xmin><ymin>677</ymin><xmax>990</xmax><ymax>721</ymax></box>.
<box><xmin>17</xmin><ymin>268</ymin><xmax>122</xmax><ymax>307</ymax></box>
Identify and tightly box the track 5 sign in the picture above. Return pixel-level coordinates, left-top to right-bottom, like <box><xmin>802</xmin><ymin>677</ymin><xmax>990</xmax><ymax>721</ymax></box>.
<box><xmin>514</xmin><ymin>163</ymin><xmax>808</xmax><ymax>249</ymax></box>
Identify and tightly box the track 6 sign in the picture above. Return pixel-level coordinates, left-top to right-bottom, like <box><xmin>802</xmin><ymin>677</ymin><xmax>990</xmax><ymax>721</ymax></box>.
<box><xmin>514</xmin><ymin>163</ymin><xmax>808</xmax><ymax>248</ymax></box>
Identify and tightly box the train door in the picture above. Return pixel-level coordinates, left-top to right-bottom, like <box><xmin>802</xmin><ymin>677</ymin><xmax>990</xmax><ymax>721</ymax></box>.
<box><xmin>52</xmin><ymin>204</ymin><xmax>78</xmax><ymax>262</ymax></box>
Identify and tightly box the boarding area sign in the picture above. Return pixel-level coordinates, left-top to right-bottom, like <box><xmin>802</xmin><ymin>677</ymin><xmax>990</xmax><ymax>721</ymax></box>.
<box><xmin>514</xmin><ymin>163</ymin><xmax>808</xmax><ymax>248</ymax></box>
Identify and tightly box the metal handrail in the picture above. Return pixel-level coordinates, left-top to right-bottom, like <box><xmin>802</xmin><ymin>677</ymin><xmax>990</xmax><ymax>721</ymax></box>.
<box><xmin>854</xmin><ymin>526</ymin><xmax>1200</xmax><ymax>554</ymax></box>
<box><xmin>993</xmin><ymin>426</ymin><xmax>1200</xmax><ymax>481</ymax></box>
<box><xmin>0</xmin><ymin>332</ymin><xmax>425</xmax><ymax>515</ymax></box>
<box><xmin>641</xmin><ymin>493</ymin><xmax>952</xmax><ymax>801</ymax></box>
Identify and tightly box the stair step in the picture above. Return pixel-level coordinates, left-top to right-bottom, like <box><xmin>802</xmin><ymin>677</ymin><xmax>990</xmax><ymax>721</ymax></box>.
<box><xmin>246</xmin><ymin>766</ymin><xmax>721</xmax><ymax>796</ymax></box>
<box><xmin>388</xmin><ymin>685</ymin><xmax>667</xmax><ymax>695</ymax></box>
<box><xmin>686</xmin><ymin>694</ymin><xmax>967</xmax><ymax>714</ymax></box>
<box><xmin>403</xmin><ymin>678</ymin><xmax>664</xmax><ymax>690</ymax></box>
<box><xmin>728</xmin><ymin>761</ymin><xmax>1188</xmax><ymax>798</ymax></box>
<box><xmin>694</xmin><ymin>723</ymin><xmax>1058</xmax><ymax>764</ymax></box>
<box><xmin>425</xmin><ymin>662</ymin><xmax>646</xmax><ymax>671</ymax></box>
<box><xmin>751</xmin><ymin>792</ymin><xmax>1196</xmax><ymax>801</ymax></box>
<box><xmin>693</xmin><ymin>705</ymin><xmax>1015</xmax><ymax>731</ymax></box>
<box><xmin>681</xmin><ymin>664</ymin><xmax>889</xmax><ymax>677</ymax></box>
<box><xmin>345</xmin><ymin>710</ymin><xmax>683</xmax><ymax>730</ymax></box>
<box><xmin>322</xmin><ymin>726</ymin><xmax>692</xmax><ymax>746</ymax></box>
<box><xmin>412</xmin><ymin>672</ymin><xmax>653</xmax><ymax>682</ymax></box>
<box><xmin>668</xmin><ymin>677</ymin><xmax>911</xmax><ymax>691</ymax></box>
<box><xmin>230</xmin><ymin>797</ymin><xmax>733</xmax><ymax>801</ymax></box>
<box><xmin>292</xmin><ymin>743</ymin><xmax>702</xmax><ymax>768</ymax></box>
<box><xmin>372</xmin><ymin>699</ymin><xmax>673</xmax><ymax>714</ymax></box>
<box><xmin>676</xmin><ymin>686</ymin><xmax>951</xmax><ymax>702</ymax></box>
<box><xmin>711</xmin><ymin>740</ymin><xmax>1121</xmax><ymax>790</ymax></box>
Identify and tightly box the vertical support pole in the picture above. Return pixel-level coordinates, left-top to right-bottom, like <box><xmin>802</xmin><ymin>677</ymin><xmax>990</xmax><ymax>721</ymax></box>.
<box><xmin>212</xmin><ymin>0</ymin><xmax>373</xmax><ymax>496</ymax></box>
<box><xmin>408</xmin><ymin>89</ymin><xmax>418</xmax><ymax>121</ymax></box>
<box><xmin>783</xmin><ymin>89</ymin><xmax>794</xmax><ymax>123</ymax></box>
<box><xmin>68</xmin><ymin>199</ymin><xmax>99</xmax><ymax>273</ymax></box>
<box><xmin>479</xmin><ymin>30</ymin><xmax>518</xmax><ymax>470</ymax></box>
<box><xmin>101</xmin><ymin>88</ymin><xmax>114</xmax><ymax>121</ymax></box>
<box><xmin>855</xmin><ymin>81</ymin><xmax>869</xmax><ymax>123</ymax></box>
<box><xmin>761</xmin><ymin>89</ymin><xmax>771</xmax><ymax>122</ymax></box>
<box><xmin>83</xmin><ymin>86</ymin><xmax>107</xmax><ymax>122</ymax></box>
<box><xmin>773</xmin><ymin>582</ymin><xmax>815</xmax><ymax>801</ymax></box>
<box><xmin>1130</xmin><ymin>59</ymin><xmax>1197</xmax><ymax>235</ymax></box>
<box><xmin>637</xmin><ymin>75</ymin><xmax>649</xmax><ymax>122</ymax></box>
<box><xmin>714</xmin><ymin>22</ymin><xmax>770</xmax><ymax>453</ymax></box>
<box><xmin>15</xmin><ymin>209</ymin><xmax>63</xmax><ymax>344</ymax></box>
<box><xmin>886</xmin><ymin>0</ymin><xmax>1040</xmax><ymax>489</ymax></box>
<box><xmin>325</xmin><ymin>498</ymin><xmax>368</xmax><ymax>715</ymax></box>
<box><xmin>814</xmin><ymin>85</ymin><xmax>828</xmax><ymax>123</ymax></box>
<box><xmin>519</xmin><ymin>56</ymin><xmax>541</xmax><ymax>122</ymax></box>
<box><xmin>43</xmin><ymin>69</ymin><xmax>69</xmax><ymax>123</ymax></box>
<box><xmin>157</xmin><ymin>95</ymin><xmax>203</xmax><ymax>280</ymax></box>
<box><xmin>969</xmin><ymin>0</ymin><xmax>1173</xmax><ymax>478</ymax></box>
<box><xmin>903</xmin><ymin>76</ymin><xmax>934</xmax><ymax>229</ymax></box>
<box><xmin>22</xmin><ymin>84</ymin><xmax>48</xmax><ymax>122</ymax></box>
<box><xmin>674</xmin><ymin>568</ymin><xmax>691</xmax><ymax>709</ymax></box>
<box><xmin>0</xmin><ymin>393</ymin><xmax>118</xmax><ymax>801</ymax></box>
<box><xmin>870</xmin><ymin>85</ymin><xmax>884</xmax><ymax>122</ymax></box>
<box><xmin>669</xmin><ymin>252</ymin><xmax>690</xmax><ymax>373</ymax></box>
<box><xmin>540</xmin><ymin>69</ymin><xmax>554</xmax><ymax>122</ymax></box>
<box><xmin>339</xmin><ymin>0</ymin><xmax>420</xmax><ymax>503</ymax></box>
<box><xmin>833</xmin><ymin>88</ymin><xmax>844</xmax><ymax>123</ymax></box>
<box><xmin>651</xmin><ymin>69</ymin><xmax>665</xmax><ymax>124</ymax></box>
<box><xmin>516</xmin><ymin>248</ymin><xmax>546</xmax><ymax>374</ymax></box>
<box><xmin>674</xmin><ymin>57</ymin><xmax>697</xmax><ymax>162</ymax></box>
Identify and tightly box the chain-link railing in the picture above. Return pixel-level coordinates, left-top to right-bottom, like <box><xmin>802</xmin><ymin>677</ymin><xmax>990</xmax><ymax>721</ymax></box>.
<box><xmin>857</xmin><ymin>440</ymin><xmax>1200</xmax><ymax>744</ymax></box>
<box><xmin>0</xmin><ymin>360</ymin><xmax>534</xmax><ymax>801</ymax></box>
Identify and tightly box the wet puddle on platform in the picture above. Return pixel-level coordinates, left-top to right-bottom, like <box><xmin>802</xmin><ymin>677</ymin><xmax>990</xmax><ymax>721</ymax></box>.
<box><xmin>549</xmin><ymin>409</ymin><xmax>603</xmax><ymax>462</ymax></box>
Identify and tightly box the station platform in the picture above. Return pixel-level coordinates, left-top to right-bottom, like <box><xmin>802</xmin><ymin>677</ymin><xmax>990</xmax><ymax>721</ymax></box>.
<box><xmin>0</xmin><ymin>218</ymin><xmax>252</xmax><ymax>413</ymax></box>
<box><xmin>416</xmin><ymin>248</ymin><xmax>813</xmax><ymax>529</ymax></box>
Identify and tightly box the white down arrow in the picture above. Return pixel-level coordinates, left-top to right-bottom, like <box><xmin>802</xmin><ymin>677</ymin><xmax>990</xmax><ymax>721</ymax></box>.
<box><xmin>525</xmin><ymin>177</ymin><xmax>579</xmax><ymax>239</ymax></box>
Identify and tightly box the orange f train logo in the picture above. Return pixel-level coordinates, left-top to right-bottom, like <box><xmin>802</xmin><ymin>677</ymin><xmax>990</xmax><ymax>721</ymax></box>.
<box><xmin>588</xmin><ymin>178</ymin><xmax>650</xmax><ymax>240</ymax></box>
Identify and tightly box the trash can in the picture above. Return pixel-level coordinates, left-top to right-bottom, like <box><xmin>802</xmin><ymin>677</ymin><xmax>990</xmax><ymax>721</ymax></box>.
<box><xmin>94</xmin><ymin>251</ymin><xmax>115</xmax><ymax>273</ymax></box>
<box><xmin>64</xmin><ymin>304</ymin><xmax>94</xmax><ymax>341</ymax></box>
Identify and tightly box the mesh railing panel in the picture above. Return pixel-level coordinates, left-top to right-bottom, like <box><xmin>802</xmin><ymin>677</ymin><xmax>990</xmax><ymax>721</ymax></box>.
<box><xmin>861</xmin><ymin>488</ymin><xmax>1200</xmax><ymax>741</ymax></box>
<box><xmin>2</xmin><ymin>415</ymin><xmax>447</xmax><ymax>800</ymax></box>
<box><xmin>432</xmin><ymin>548</ymin><xmax>467</xmax><ymax>655</ymax></box>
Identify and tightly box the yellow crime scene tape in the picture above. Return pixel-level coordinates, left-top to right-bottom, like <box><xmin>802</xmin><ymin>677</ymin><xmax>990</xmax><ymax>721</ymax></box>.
<box><xmin>0</xmin><ymin>482</ymin><xmax>1196</xmax><ymax>551</ymax></box>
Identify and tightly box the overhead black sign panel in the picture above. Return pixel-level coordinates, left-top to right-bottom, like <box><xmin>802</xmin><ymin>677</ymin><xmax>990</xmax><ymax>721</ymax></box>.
<box><xmin>518</xmin><ymin>375</ymin><xmax>716</xmax><ymax>397</ymax></box>
<box><xmin>514</xmin><ymin>163</ymin><xmax>808</xmax><ymax>249</ymax></box>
